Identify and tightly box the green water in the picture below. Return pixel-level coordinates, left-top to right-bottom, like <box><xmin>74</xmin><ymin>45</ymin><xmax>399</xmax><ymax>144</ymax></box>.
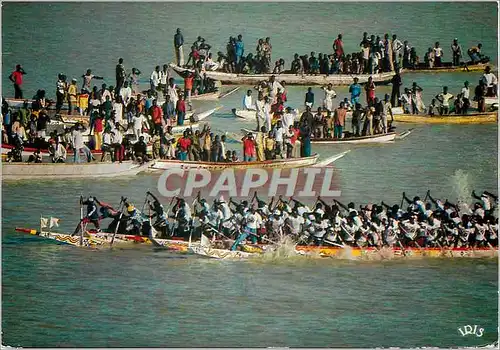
<box><xmin>2</xmin><ymin>2</ymin><xmax>498</xmax><ymax>348</ymax></box>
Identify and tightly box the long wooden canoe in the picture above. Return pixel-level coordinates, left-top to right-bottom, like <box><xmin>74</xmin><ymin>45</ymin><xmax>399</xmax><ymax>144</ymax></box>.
<box><xmin>169</xmin><ymin>63</ymin><xmax>395</xmax><ymax>86</ymax></box>
<box><xmin>148</xmin><ymin>237</ymin><xmax>498</xmax><ymax>260</ymax></box>
<box><xmin>151</xmin><ymin>153</ymin><xmax>320</xmax><ymax>170</ymax></box>
<box><xmin>392</xmin><ymin>112</ymin><xmax>497</xmax><ymax>124</ymax></box>
<box><xmin>312</xmin><ymin>132</ymin><xmax>396</xmax><ymax>144</ymax></box>
<box><xmin>2</xmin><ymin>160</ymin><xmax>152</xmax><ymax>180</ymax></box>
<box><xmin>15</xmin><ymin>227</ymin><xmax>497</xmax><ymax>259</ymax></box>
<box><xmin>402</xmin><ymin>61</ymin><xmax>492</xmax><ymax>73</ymax></box>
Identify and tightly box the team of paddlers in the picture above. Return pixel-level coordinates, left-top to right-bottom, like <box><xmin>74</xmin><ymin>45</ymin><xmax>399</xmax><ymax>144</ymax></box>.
<box><xmin>76</xmin><ymin>189</ymin><xmax>498</xmax><ymax>252</ymax></box>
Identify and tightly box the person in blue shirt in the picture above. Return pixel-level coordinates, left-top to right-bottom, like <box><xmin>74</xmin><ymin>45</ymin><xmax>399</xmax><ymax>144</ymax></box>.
<box><xmin>235</xmin><ymin>34</ymin><xmax>244</xmax><ymax>73</ymax></box>
<box><xmin>349</xmin><ymin>77</ymin><xmax>362</xmax><ymax>105</ymax></box>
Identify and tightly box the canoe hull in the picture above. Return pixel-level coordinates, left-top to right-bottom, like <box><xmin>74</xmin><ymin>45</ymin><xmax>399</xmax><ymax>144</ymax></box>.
<box><xmin>151</xmin><ymin>154</ymin><xmax>319</xmax><ymax>170</ymax></box>
<box><xmin>2</xmin><ymin>161</ymin><xmax>151</xmax><ymax>180</ymax></box>
<box><xmin>392</xmin><ymin>112</ymin><xmax>497</xmax><ymax>124</ymax></box>
<box><xmin>402</xmin><ymin>62</ymin><xmax>491</xmax><ymax>73</ymax></box>
<box><xmin>169</xmin><ymin>63</ymin><xmax>394</xmax><ymax>86</ymax></box>
<box><xmin>312</xmin><ymin>132</ymin><xmax>396</xmax><ymax>144</ymax></box>
<box><xmin>233</xmin><ymin>109</ymin><xmax>256</xmax><ymax>120</ymax></box>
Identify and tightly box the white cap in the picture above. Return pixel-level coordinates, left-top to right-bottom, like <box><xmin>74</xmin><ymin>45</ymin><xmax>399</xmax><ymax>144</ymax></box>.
<box><xmin>274</xmin><ymin>209</ymin><xmax>281</xmax><ymax>216</ymax></box>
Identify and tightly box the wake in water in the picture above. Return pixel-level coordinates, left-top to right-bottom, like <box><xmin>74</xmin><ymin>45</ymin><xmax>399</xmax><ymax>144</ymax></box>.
<box><xmin>450</xmin><ymin>169</ymin><xmax>474</xmax><ymax>216</ymax></box>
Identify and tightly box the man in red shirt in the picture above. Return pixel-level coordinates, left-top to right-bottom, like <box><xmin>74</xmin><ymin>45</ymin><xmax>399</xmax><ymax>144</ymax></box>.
<box><xmin>333</xmin><ymin>34</ymin><xmax>344</xmax><ymax>58</ymax></box>
<box><xmin>242</xmin><ymin>133</ymin><xmax>257</xmax><ymax>161</ymax></box>
<box><xmin>177</xmin><ymin>130</ymin><xmax>191</xmax><ymax>161</ymax></box>
<box><xmin>184</xmin><ymin>72</ymin><xmax>194</xmax><ymax>111</ymax></box>
<box><xmin>149</xmin><ymin>99</ymin><xmax>164</xmax><ymax>137</ymax></box>
<box><xmin>9</xmin><ymin>64</ymin><xmax>26</xmax><ymax>99</ymax></box>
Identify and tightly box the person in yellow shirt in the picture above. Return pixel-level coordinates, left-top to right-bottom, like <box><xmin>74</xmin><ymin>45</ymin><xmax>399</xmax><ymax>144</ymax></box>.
<box><xmin>265</xmin><ymin>131</ymin><xmax>275</xmax><ymax>160</ymax></box>
<box><xmin>78</xmin><ymin>92</ymin><xmax>89</xmax><ymax>116</ymax></box>
<box><xmin>255</xmin><ymin>126</ymin><xmax>267</xmax><ymax>161</ymax></box>
<box><xmin>67</xmin><ymin>79</ymin><xmax>79</xmax><ymax>115</ymax></box>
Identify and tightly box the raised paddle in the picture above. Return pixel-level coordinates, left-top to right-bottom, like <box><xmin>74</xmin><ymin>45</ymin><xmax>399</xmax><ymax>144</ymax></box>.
<box><xmin>110</xmin><ymin>197</ymin><xmax>126</xmax><ymax>247</ymax></box>
<box><xmin>79</xmin><ymin>195</ymin><xmax>84</xmax><ymax>246</ymax></box>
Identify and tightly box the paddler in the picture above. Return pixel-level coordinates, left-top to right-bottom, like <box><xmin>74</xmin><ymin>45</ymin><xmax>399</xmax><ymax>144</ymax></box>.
<box><xmin>124</xmin><ymin>202</ymin><xmax>148</xmax><ymax>236</ymax></box>
<box><xmin>146</xmin><ymin>191</ymin><xmax>168</xmax><ymax>237</ymax></box>
<box><xmin>81</xmin><ymin>196</ymin><xmax>101</xmax><ymax>232</ymax></box>
<box><xmin>231</xmin><ymin>207</ymin><xmax>260</xmax><ymax>251</ymax></box>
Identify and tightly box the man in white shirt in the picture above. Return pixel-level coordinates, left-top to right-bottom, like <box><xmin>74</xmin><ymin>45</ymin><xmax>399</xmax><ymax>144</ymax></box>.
<box><xmin>72</xmin><ymin>124</ymin><xmax>91</xmax><ymax>163</ymax></box>
<box><xmin>159</xmin><ymin>64</ymin><xmax>170</xmax><ymax>93</ymax></box>
<box><xmin>120</xmin><ymin>81</ymin><xmax>132</xmax><ymax>105</ymax></box>
<box><xmin>112</xmin><ymin>97</ymin><xmax>124</xmax><ymax>123</ymax></box>
<box><xmin>267</xmin><ymin>75</ymin><xmax>284</xmax><ymax>103</ymax></box>
<box><xmin>243</xmin><ymin>90</ymin><xmax>256</xmax><ymax>110</ymax></box>
<box><xmin>255</xmin><ymin>93</ymin><xmax>266</xmax><ymax>131</ymax></box>
<box><xmin>132</xmin><ymin>113</ymin><xmax>147</xmax><ymax>141</ymax></box>
<box><xmin>435</xmin><ymin>86</ymin><xmax>454</xmax><ymax>115</ymax></box>
<box><xmin>274</xmin><ymin>120</ymin><xmax>285</xmax><ymax>159</ymax></box>
<box><xmin>391</xmin><ymin>34</ymin><xmax>403</xmax><ymax>67</ymax></box>
<box><xmin>481</xmin><ymin>66</ymin><xmax>498</xmax><ymax>97</ymax></box>
<box><xmin>150</xmin><ymin>65</ymin><xmax>160</xmax><ymax>95</ymax></box>
<box><xmin>282</xmin><ymin>107</ymin><xmax>296</xmax><ymax>131</ymax></box>
<box><xmin>433</xmin><ymin>42</ymin><xmax>443</xmax><ymax>67</ymax></box>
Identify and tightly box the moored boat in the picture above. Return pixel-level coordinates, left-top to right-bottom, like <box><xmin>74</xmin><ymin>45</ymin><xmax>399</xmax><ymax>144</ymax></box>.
<box><xmin>402</xmin><ymin>61</ymin><xmax>492</xmax><ymax>73</ymax></box>
<box><xmin>392</xmin><ymin>111</ymin><xmax>497</xmax><ymax>124</ymax></box>
<box><xmin>3</xmin><ymin>160</ymin><xmax>152</xmax><ymax>180</ymax></box>
<box><xmin>169</xmin><ymin>63</ymin><xmax>395</xmax><ymax>86</ymax></box>
<box><xmin>311</xmin><ymin>132</ymin><xmax>397</xmax><ymax>144</ymax></box>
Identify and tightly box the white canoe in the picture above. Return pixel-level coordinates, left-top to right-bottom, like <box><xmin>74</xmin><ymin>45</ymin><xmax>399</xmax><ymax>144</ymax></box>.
<box><xmin>311</xmin><ymin>132</ymin><xmax>396</xmax><ymax>144</ymax></box>
<box><xmin>190</xmin><ymin>87</ymin><xmax>241</xmax><ymax>101</ymax></box>
<box><xmin>169</xmin><ymin>63</ymin><xmax>395</xmax><ymax>86</ymax></box>
<box><xmin>151</xmin><ymin>153</ymin><xmax>320</xmax><ymax>170</ymax></box>
<box><xmin>313</xmin><ymin>150</ymin><xmax>351</xmax><ymax>166</ymax></box>
<box><xmin>2</xmin><ymin>160</ymin><xmax>152</xmax><ymax>180</ymax></box>
<box><xmin>233</xmin><ymin>109</ymin><xmax>256</xmax><ymax>120</ymax></box>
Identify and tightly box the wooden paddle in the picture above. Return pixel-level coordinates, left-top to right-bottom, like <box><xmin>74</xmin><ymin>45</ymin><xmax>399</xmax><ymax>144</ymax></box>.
<box><xmin>110</xmin><ymin>197</ymin><xmax>126</xmax><ymax>247</ymax></box>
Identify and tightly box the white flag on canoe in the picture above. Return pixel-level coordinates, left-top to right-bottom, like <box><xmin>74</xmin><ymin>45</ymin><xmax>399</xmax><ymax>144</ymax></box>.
<box><xmin>49</xmin><ymin>217</ymin><xmax>61</xmax><ymax>228</ymax></box>
<box><xmin>40</xmin><ymin>217</ymin><xmax>49</xmax><ymax>229</ymax></box>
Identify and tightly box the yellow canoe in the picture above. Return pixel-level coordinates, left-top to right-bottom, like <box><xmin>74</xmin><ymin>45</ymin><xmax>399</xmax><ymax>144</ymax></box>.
<box><xmin>392</xmin><ymin>112</ymin><xmax>498</xmax><ymax>124</ymax></box>
<box><xmin>402</xmin><ymin>62</ymin><xmax>492</xmax><ymax>73</ymax></box>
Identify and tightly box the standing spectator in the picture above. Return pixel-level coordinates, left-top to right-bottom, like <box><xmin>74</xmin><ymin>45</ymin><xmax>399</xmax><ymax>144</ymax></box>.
<box><xmin>184</xmin><ymin>71</ymin><xmax>194</xmax><ymax>111</ymax></box>
<box><xmin>67</xmin><ymin>78</ymin><xmax>78</xmax><ymax>115</ymax></box>
<box><xmin>433</xmin><ymin>42</ymin><xmax>443</xmax><ymax>67</ymax></box>
<box><xmin>365</xmin><ymin>76</ymin><xmax>376</xmax><ymax>106</ymax></box>
<box><xmin>235</xmin><ymin>34</ymin><xmax>245</xmax><ymax>73</ymax></box>
<box><xmin>150</xmin><ymin>66</ymin><xmax>160</xmax><ymax>95</ymax></box>
<box><xmin>55</xmin><ymin>74</ymin><xmax>67</xmax><ymax>114</ymax></box>
<box><xmin>120</xmin><ymin>81</ymin><xmax>132</xmax><ymax>105</ymax></box>
<box><xmin>461</xmin><ymin>81</ymin><xmax>471</xmax><ymax>113</ymax></box>
<box><xmin>333</xmin><ymin>34</ymin><xmax>344</xmax><ymax>58</ymax></box>
<box><xmin>9</xmin><ymin>64</ymin><xmax>26</xmax><ymax>99</ymax></box>
<box><xmin>115</xmin><ymin>58</ymin><xmax>126</xmax><ymax>93</ymax></box>
<box><xmin>242</xmin><ymin>133</ymin><xmax>256</xmax><ymax>161</ymax></box>
<box><xmin>333</xmin><ymin>102</ymin><xmax>346</xmax><ymax>139</ymax></box>
<box><xmin>93</xmin><ymin>113</ymin><xmax>103</xmax><ymax>150</ymax></box>
<box><xmin>176</xmin><ymin>94</ymin><xmax>186</xmax><ymax>126</ymax></box>
<box><xmin>390</xmin><ymin>69</ymin><xmax>402</xmax><ymax>107</ymax></box>
<box><xmin>174</xmin><ymin>28</ymin><xmax>185</xmax><ymax>66</ymax></box>
<box><xmin>451</xmin><ymin>38</ymin><xmax>462</xmax><ymax>66</ymax></box>
<box><xmin>392</xmin><ymin>34</ymin><xmax>403</xmax><ymax>68</ymax></box>
<box><xmin>81</xmin><ymin>69</ymin><xmax>103</xmax><ymax>93</ymax></box>
<box><xmin>304</xmin><ymin>87</ymin><xmax>314</xmax><ymax>108</ymax></box>
<box><xmin>177</xmin><ymin>131</ymin><xmax>191</xmax><ymax>160</ymax></box>
<box><xmin>150</xmin><ymin>99</ymin><xmax>163</xmax><ymax>137</ymax></box>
